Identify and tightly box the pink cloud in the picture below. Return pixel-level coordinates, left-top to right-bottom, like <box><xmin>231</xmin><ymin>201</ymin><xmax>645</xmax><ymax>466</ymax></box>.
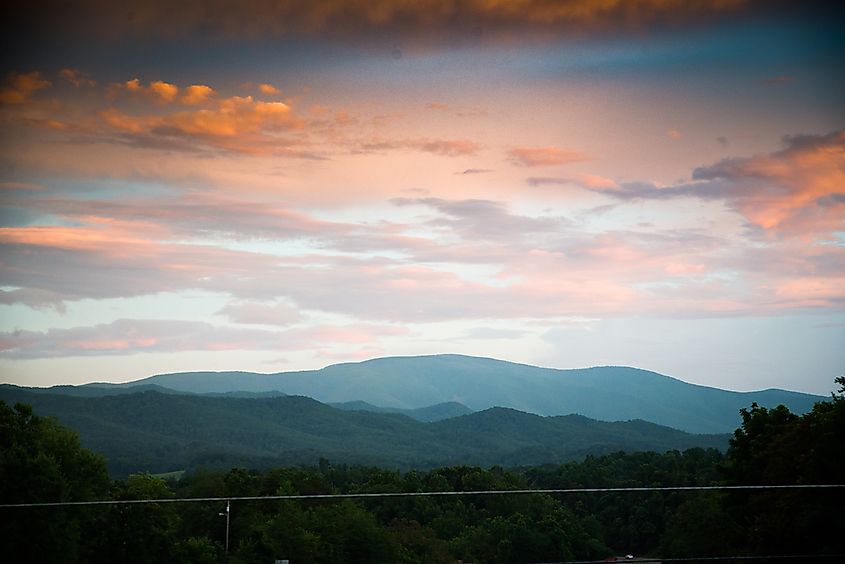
<box><xmin>359</xmin><ymin>138</ymin><xmax>481</xmax><ymax>157</ymax></box>
<box><xmin>0</xmin><ymin>319</ymin><xmax>408</xmax><ymax>359</ymax></box>
<box><xmin>691</xmin><ymin>129</ymin><xmax>845</xmax><ymax>236</ymax></box>
<box><xmin>508</xmin><ymin>145</ymin><xmax>587</xmax><ymax>167</ymax></box>
<box><xmin>574</xmin><ymin>128</ymin><xmax>845</xmax><ymax>238</ymax></box>
<box><xmin>3</xmin><ymin>184</ymin><xmax>843</xmax><ymax>324</ymax></box>
<box><xmin>455</xmin><ymin>168</ymin><xmax>493</xmax><ymax>175</ymax></box>
<box><xmin>527</xmin><ymin>174</ymin><xmax>618</xmax><ymax>189</ymax></box>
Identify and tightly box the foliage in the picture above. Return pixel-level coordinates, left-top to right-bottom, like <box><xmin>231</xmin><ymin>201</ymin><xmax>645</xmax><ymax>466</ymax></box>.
<box><xmin>0</xmin><ymin>401</ymin><xmax>110</xmax><ymax>563</ymax></box>
<box><xmin>0</xmin><ymin>387</ymin><xmax>728</xmax><ymax>476</ymax></box>
<box><xmin>2</xmin><ymin>380</ymin><xmax>842</xmax><ymax>563</ymax></box>
<box><xmin>720</xmin><ymin>382</ymin><xmax>845</xmax><ymax>556</ymax></box>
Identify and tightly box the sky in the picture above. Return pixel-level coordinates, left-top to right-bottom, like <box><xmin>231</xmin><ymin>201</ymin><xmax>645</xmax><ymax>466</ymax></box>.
<box><xmin>1</xmin><ymin>0</ymin><xmax>843</xmax><ymax>394</ymax></box>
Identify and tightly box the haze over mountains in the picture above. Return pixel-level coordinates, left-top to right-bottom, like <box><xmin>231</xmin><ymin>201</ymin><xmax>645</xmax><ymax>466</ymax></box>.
<box><xmin>82</xmin><ymin>354</ymin><xmax>821</xmax><ymax>434</ymax></box>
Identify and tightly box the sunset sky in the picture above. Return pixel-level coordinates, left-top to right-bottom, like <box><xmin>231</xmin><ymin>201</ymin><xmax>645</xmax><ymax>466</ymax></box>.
<box><xmin>1</xmin><ymin>1</ymin><xmax>843</xmax><ymax>393</ymax></box>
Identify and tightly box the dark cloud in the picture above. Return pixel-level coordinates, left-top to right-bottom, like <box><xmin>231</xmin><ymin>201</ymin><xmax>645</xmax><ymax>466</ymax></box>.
<box><xmin>6</xmin><ymin>0</ymin><xmax>764</xmax><ymax>46</ymax></box>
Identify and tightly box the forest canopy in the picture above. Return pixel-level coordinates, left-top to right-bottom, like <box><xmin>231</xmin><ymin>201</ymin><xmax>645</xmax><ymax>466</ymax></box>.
<box><xmin>1</xmin><ymin>381</ymin><xmax>843</xmax><ymax>563</ymax></box>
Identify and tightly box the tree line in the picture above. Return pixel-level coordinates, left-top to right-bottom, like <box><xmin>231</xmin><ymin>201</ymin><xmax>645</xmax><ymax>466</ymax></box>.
<box><xmin>2</xmin><ymin>378</ymin><xmax>843</xmax><ymax>563</ymax></box>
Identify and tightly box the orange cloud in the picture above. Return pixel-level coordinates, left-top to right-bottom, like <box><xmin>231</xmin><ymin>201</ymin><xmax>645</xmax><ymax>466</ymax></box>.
<box><xmin>258</xmin><ymin>83</ymin><xmax>280</xmax><ymax>95</ymax></box>
<box><xmin>59</xmin><ymin>68</ymin><xmax>96</xmax><ymax>87</ymax></box>
<box><xmin>100</xmin><ymin>108</ymin><xmax>147</xmax><ymax>134</ymax></box>
<box><xmin>7</xmin><ymin>72</ymin><xmax>328</xmax><ymax>157</ymax></box>
<box><xmin>149</xmin><ymin>80</ymin><xmax>179</xmax><ymax>102</ymax></box>
<box><xmin>180</xmin><ymin>84</ymin><xmax>215</xmax><ymax>105</ymax></box>
<box><xmin>164</xmin><ymin>96</ymin><xmax>295</xmax><ymax>137</ymax></box>
<box><xmin>508</xmin><ymin>145</ymin><xmax>588</xmax><ymax>167</ymax></box>
<box><xmin>111</xmin><ymin>78</ymin><xmax>205</xmax><ymax>104</ymax></box>
<box><xmin>96</xmin><ymin>94</ymin><xmax>303</xmax><ymax>154</ymax></box>
<box><xmin>0</xmin><ymin>71</ymin><xmax>51</xmax><ymax>104</ymax></box>
<box><xmin>111</xmin><ymin>78</ymin><xmax>169</xmax><ymax>102</ymax></box>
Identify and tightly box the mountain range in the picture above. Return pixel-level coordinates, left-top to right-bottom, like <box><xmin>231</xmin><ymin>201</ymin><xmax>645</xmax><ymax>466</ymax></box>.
<box><xmin>73</xmin><ymin>354</ymin><xmax>822</xmax><ymax>434</ymax></box>
<box><xmin>2</xmin><ymin>354</ymin><xmax>824</xmax><ymax>476</ymax></box>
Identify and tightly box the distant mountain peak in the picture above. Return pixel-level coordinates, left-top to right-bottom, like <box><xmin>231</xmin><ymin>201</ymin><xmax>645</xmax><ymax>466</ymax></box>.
<box><xmin>35</xmin><ymin>354</ymin><xmax>822</xmax><ymax>434</ymax></box>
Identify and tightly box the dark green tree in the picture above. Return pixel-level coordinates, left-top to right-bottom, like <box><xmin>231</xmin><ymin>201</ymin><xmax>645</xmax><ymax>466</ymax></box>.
<box><xmin>95</xmin><ymin>473</ymin><xmax>180</xmax><ymax>564</ymax></box>
<box><xmin>0</xmin><ymin>401</ymin><xmax>110</xmax><ymax>563</ymax></box>
<box><xmin>723</xmin><ymin>382</ymin><xmax>845</xmax><ymax>556</ymax></box>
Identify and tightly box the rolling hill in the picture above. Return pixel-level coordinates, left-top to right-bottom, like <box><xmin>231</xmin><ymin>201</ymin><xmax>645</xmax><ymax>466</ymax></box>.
<box><xmin>82</xmin><ymin>354</ymin><xmax>823</xmax><ymax>433</ymax></box>
<box><xmin>0</xmin><ymin>387</ymin><xmax>728</xmax><ymax>476</ymax></box>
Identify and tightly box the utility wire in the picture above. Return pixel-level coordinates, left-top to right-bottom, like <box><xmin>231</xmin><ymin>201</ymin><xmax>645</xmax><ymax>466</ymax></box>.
<box><xmin>2</xmin><ymin>483</ymin><xmax>843</xmax><ymax>509</ymax></box>
<box><xmin>558</xmin><ymin>555</ymin><xmax>845</xmax><ymax>563</ymax></box>
<box><xmin>555</xmin><ymin>556</ymin><xmax>845</xmax><ymax>563</ymax></box>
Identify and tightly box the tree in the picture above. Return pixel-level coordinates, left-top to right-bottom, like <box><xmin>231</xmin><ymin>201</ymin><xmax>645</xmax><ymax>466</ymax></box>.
<box><xmin>96</xmin><ymin>473</ymin><xmax>181</xmax><ymax>564</ymax></box>
<box><xmin>0</xmin><ymin>401</ymin><xmax>110</xmax><ymax>563</ymax></box>
<box><xmin>724</xmin><ymin>388</ymin><xmax>845</xmax><ymax>555</ymax></box>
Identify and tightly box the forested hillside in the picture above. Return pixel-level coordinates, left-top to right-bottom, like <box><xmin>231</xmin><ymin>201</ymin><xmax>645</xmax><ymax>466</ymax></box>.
<box><xmin>0</xmin><ymin>388</ymin><xmax>726</xmax><ymax>476</ymax></box>
<box><xmin>2</xmin><ymin>381</ymin><xmax>843</xmax><ymax>563</ymax></box>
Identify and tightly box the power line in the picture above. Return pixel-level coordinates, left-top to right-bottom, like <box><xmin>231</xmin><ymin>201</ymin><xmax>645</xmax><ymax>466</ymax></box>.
<box><xmin>2</xmin><ymin>483</ymin><xmax>843</xmax><ymax>509</ymax></box>
<box><xmin>559</xmin><ymin>556</ymin><xmax>845</xmax><ymax>563</ymax></box>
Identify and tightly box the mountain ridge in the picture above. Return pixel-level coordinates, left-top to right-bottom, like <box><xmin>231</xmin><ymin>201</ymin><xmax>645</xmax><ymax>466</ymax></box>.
<box><xmin>77</xmin><ymin>354</ymin><xmax>822</xmax><ymax>433</ymax></box>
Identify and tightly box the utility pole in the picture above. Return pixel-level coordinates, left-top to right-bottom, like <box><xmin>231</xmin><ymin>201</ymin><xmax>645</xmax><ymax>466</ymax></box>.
<box><xmin>219</xmin><ymin>499</ymin><xmax>231</xmax><ymax>553</ymax></box>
